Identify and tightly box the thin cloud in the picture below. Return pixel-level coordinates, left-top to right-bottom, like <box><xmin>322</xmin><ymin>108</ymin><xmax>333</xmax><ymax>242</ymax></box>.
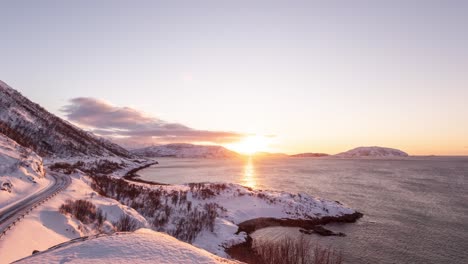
<box><xmin>62</xmin><ymin>97</ymin><xmax>244</xmax><ymax>147</ymax></box>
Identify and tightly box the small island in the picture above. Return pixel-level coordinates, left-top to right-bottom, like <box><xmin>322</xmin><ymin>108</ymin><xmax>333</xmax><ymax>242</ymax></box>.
<box><xmin>334</xmin><ymin>146</ymin><xmax>409</xmax><ymax>158</ymax></box>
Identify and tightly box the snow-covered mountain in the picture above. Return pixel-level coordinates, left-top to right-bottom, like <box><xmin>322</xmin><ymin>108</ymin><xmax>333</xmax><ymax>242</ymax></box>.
<box><xmin>132</xmin><ymin>143</ymin><xmax>240</xmax><ymax>158</ymax></box>
<box><xmin>0</xmin><ymin>133</ymin><xmax>47</xmax><ymax>208</ymax></box>
<box><xmin>15</xmin><ymin>229</ymin><xmax>239</xmax><ymax>264</ymax></box>
<box><xmin>0</xmin><ymin>80</ymin><xmax>133</xmax><ymax>159</ymax></box>
<box><xmin>334</xmin><ymin>146</ymin><xmax>409</xmax><ymax>158</ymax></box>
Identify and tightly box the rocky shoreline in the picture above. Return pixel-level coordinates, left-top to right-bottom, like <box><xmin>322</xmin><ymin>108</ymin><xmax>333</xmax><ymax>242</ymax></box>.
<box><xmin>226</xmin><ymin>212</ymin><xmax>363</xmax><ymax>263</ymax></box>
<box><xmin>122</xmin><ymin>161</ymin><xmax>169</xmax><ymax>185</ymax></box>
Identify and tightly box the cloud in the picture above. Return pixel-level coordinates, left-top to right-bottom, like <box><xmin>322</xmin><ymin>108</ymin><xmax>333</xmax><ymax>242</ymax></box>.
<box><xmin>62</xmin><ymin>97</ymin><xmax>244</xmax><ymax>147</ymax></box>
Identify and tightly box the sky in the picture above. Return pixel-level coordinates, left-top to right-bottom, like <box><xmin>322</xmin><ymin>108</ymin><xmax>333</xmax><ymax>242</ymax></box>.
<box><xmin>1</xmin><ymin>1</ymin><xmax>467</xmax><ymax>155</ymax></box>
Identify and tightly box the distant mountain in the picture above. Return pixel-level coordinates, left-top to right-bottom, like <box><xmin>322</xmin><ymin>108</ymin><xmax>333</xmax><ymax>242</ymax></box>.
<box><xmin>334</xmin><ymin>146</ymin><xmax>409</xmax><ymax>158</ymax></box>
<box><xmin>132</xmin><ymin>143</ymin><xmax>240</xmax><ymax>158</ymax></box>
<box><xmin>0</xmin><ymin>80</ymin><xmax>133</xmax><ymax>159</ymax></box>
<box><xmin>290</xmin><ymin>153</ymin><xmax>329</xmax><ymax>158</ymax></box>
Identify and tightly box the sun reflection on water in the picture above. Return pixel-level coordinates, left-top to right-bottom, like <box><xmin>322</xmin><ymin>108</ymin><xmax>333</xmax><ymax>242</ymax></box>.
<box><xmin>243</xmin><ymin>157</ymin><xmax>256</xmax><ymax>188</ymax></box>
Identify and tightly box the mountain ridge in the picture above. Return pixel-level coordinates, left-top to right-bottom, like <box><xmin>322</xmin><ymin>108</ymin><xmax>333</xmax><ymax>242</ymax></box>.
<box><xmin>0</xmin><ymin>80</ymin><xmax>134</xmax><ymax>159</ymax></box>
<box><xmin>132</xmin><ymin>143</ymin><xmax>240</xmax><ymax>158</ymax></box>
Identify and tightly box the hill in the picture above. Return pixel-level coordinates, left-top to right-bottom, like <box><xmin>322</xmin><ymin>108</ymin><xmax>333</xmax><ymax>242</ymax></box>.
<box><xmin>0</xmin><ymin>80</ymin><xmax>133</xmax><ymax>159</ymax></box>
<box><xmin>132</xmin><ymin>143</ymin><xmax>240</xmax><ymax>158</ymax></box>
<box><xmin>334</xmin><ymin>146</ymin><xmax>409</xmax><ymax>158</ymax></box>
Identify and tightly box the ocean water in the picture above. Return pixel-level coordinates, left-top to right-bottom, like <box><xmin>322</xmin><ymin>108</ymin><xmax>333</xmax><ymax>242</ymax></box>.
<box><xmin>139</xmin><ymin>157</ymin><xmax>468</xmax><ymax>264</ymax></box>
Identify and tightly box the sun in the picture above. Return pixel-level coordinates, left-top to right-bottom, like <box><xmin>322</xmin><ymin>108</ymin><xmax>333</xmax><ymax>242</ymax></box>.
<box><xmin>225</xmin><ymin>135</ymin><xmax>270</xmax><ymax>155</ymax></box>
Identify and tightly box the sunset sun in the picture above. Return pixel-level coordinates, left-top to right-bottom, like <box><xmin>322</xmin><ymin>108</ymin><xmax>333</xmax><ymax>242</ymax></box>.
<box><xmin>225</xmin><ymin>135</ymin><xmax>270</xmax><ymax>155</ymax></box>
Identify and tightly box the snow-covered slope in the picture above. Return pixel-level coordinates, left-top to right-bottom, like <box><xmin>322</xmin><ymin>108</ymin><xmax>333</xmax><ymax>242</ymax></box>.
<box><xmin>334</xmin><ymin>146</ymin><xmax>409</xmax><ymax>158</ymax></box>
<box><xmin>92</xmin><ymin>177</ymin><xmax>357</xmax><ymax>257</ymax></box>
<box><xmin>0</xmin><ymin>172</ymin><xmax>149</xmax><ymax>263</ymax></box>
<box><xmin>132</xmin><ymin>143</ymin><xmax>240</xmax><ymax>158</ymax></box>
<box><xmin>15</xmin><ymin>229</ymin><xmax>239</xmax><ymax>264</ymax></box>
<box><xmin>0</xmin><ymin>80</ymin><xmax>133</xmax><ymax>159</ymax></box>
<box><xmin>0</xmin><ymin>133</ymin><xmax>48</xmax><ymax>208</ymax></box>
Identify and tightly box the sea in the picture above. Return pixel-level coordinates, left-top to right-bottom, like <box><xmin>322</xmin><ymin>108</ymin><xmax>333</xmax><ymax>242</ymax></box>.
<box><xmin>139</xmin><ymin>157</ymin><xmax>468</xmax><ymax>264</ymax></box>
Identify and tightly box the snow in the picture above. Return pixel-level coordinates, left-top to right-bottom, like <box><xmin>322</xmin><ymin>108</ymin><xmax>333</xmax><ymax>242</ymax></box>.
<box><xmin>0</xmin><ymin>171</ymin><xmax>356</xmax><ymax>263</ymax></box>
<box><xmin>45</xmin><ymin>155</ymin><xmax>151</xmax><ymax>178</ymax></box>
<box><xmin>0</xmin><ymin>173</ymin><xmax>148</xmax><ymax>263</ymax></box>
<box><xmin>132</xmin><ymin>144</ymin><xmax>240</xmax><ymax>159</ymax></box>
<box><xmin>187</xmin><ymin>185</ymin><xmax>355</xmax><ymax>223</ymax></box>
<box><xmin>190</xmin><ymin>185</ymin><xmax>354</xmax><ymax>256</ymax></box>
<box><xmin>334</xmin><ymin>146</ymin><xmax>409</xmax><ymax>158</ymax></box>
<box><xmin>0</xmin><ymin>80</ymin><xmax>134</xmax><ymax>159</ymax></box>
<box><xmin>0</xmin><ymin>133</ymin><xmax>48</xmax><ymax>209</ymax></box>
<box><xmin>111</xmin><ymin>182</ymin><xmax>356</xmax><ymax>257</ymax></box>
<box><xmin>15</xmin><ymin>229</ymin><xmax>239</xmax><ymax>264</ymax></box>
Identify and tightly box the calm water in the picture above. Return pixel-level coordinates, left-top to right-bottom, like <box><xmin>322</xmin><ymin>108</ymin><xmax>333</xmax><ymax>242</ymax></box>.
<box><xmin>139</xmin><ymin>157</ymin><xmax>468</xmax><ymax>264</ymax></box>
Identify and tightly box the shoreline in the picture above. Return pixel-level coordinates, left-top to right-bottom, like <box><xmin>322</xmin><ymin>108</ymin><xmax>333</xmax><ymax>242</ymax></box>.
<box><xmin>226</xmin><ymin>212</ymin><xmax>363</xmax><ymax>263</ymax></box>
<box><xmin>122</xmin><ymin>161</ymin><xmax>170</xmax><ymax>185</ymax></box>
<box><xmin>235</xmin><ymin>212</ymin><xmax>363</xmax><ymax>235</ymax></box>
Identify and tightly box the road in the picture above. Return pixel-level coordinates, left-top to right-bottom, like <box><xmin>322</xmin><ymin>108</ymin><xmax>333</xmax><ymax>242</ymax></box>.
<box><xmin>0</xmin><ymin>172</ymin><xmax>71</xmax><ymax>237</ymax></box>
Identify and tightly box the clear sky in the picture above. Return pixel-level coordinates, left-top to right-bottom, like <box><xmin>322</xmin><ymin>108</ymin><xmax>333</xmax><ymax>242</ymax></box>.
<box><xmin>1</xmin><ymin>1</ymin><xmax>467</xmax><ymax>155</ymax></box>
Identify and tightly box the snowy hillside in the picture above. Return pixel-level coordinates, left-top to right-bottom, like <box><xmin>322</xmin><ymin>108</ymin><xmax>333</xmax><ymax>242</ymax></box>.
<box><xmin>0</xmin><ymin>80</ymin><xmax>133</xmax><ymax>159</ymax></box>
<box><xmin>91</xmin><ymin>177</ymin><xmax>357</xmax><ymax>257</ymax></box>
<box><xmin>15</xmin><ymin>229</ymin><xmax>239</xmax><ymax>264</ymax></box>
<box><xmin>334</xmin><ymin>146</ymin><xmax>409</xmax><ymax>158</ymax></box>
<box><xmin>0</xmin><ymin>172</ymin><xmax>150</xmax><ymax>263</ymax></box>
<box><xmin>0</xmin><ymin>133</ymin><xmax>48</xmax><ymax>208</ymax></box>
<box><xmin>132</xmin><ymin>143</ymin><xmax>240</xmax><ymax>158</ymax></box>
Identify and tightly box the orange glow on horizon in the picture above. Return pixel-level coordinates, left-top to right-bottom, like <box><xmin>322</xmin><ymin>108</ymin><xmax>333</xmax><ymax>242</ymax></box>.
<box><xmin>225</xmin><ymin>135</ymin><xmax>271</xmax><ymax>155</ymax></box>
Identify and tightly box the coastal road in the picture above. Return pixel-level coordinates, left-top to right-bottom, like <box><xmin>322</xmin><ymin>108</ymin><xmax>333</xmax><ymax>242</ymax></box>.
<box><xmin>0</xmin><ymin>172</ymin><xmax>71</xmax><ymax>238</ymax></box>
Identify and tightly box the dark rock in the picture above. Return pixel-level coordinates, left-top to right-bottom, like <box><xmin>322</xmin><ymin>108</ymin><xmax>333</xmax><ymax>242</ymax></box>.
<box><xmin>236</xmin><ymin>211</ymin><xmax>363</xmax><ymax>235</ymax></box>
<box><xmin>300</xmin><ymin>225</ymin><xmax>346</xmax><ymax>237</ymax></box>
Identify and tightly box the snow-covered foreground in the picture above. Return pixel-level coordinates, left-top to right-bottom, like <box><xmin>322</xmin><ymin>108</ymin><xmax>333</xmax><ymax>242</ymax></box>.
<box><xmin>0</xmin><ymin>167</ymin><xmax>357</xmax><ymax>263</ymax></box>
<box><xmin>0</xmin><ymin>134</ymin><xmax>48</xmax><ymax>209</ymax></box>
<box><xmin>91</xmin><ymin>176</ymin><xmax>356</xmax><ymax>257</ymax></box>
<box><xmin>0</xmin><ymin>173</ymin><xmax>146</xmax><ymax>263</ymax></box>
<box><xmin>15</xmin><ymin>229</ymin><xmax>239</xmax><ymax>264</ymax></box>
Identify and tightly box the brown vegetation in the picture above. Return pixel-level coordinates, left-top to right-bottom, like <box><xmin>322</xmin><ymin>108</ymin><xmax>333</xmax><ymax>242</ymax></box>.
<box><xmin>59</xmin><ymin>199</ymin><xmax>106</xmax><ymax>226</ymax></box>
<box><xmin>253</xmin><ymin>236</ymin><xmax>343</xmax><ymax>264</ymax></box>
<box><xmin>113</xmin><ymin>214</ymin><xmax>140</xmax><ymax>232</ymax></box>
<box><xmin>89</xmin><ymin>175</ymin><xmax>225</xmax><ymax>243</ymax></box>
<box><xmin>50</xmin><ymin>160</ymin><xmax>124</xmax><ymax>175</ymax></box>
<box><xmin>228</xmin><ymin>235</ymin><xmax>343</xmax><ymax>264</ymax></box>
